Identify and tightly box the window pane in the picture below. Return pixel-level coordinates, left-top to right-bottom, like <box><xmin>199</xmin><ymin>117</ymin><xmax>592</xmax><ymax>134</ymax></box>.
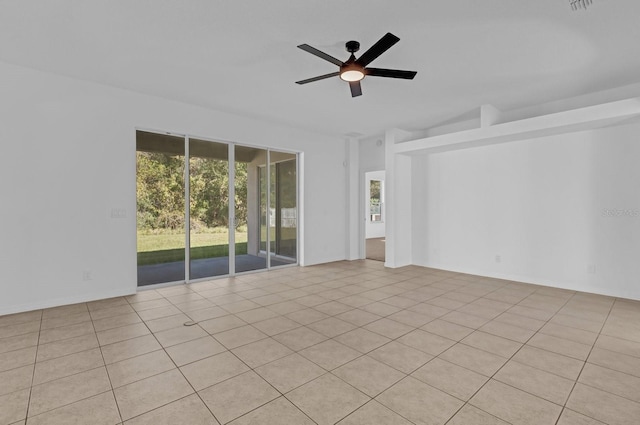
<box><xmin>189</xmin><ymin>138</ymin><xmax>229</xmax><ymax>279</ymax></box>
<box><xmin>269</xmin><ymin>151</ymin><xmax>297</xmax><ymax>266</ymax></box>
<box><xmin>236</xmin><ymin>145</ymin><xmax>268</xmax><ymax>273</ymax></box>
<box><xmin>136</xmin><ymin>131</ymin><xmax>186</xmax><ymax>286</ymax></box>
<box><xmin>370</xmin><ymin>180</ymin><xmax>382</xmax><ymax>222</ymax></box>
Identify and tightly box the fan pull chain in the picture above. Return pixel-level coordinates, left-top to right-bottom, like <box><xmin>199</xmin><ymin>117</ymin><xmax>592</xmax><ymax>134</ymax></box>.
<box><xmin>570</xmin><ymin>0</ymin><xmax>593</xmax><ymax>11</ymax></box>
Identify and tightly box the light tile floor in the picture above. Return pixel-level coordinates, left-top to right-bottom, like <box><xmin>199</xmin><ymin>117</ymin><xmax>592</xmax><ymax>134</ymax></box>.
<box><xmin>1</xmin><ymin>260</ymin><xmax>640</xmax><ymax>424</ymax></box>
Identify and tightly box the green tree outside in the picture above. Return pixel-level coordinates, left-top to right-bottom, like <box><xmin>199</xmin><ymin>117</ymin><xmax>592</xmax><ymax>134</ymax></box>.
<box><xmin>136</xmin><ymin>152</ymin><xmax>249</xmax><ymax>264</ymax></box>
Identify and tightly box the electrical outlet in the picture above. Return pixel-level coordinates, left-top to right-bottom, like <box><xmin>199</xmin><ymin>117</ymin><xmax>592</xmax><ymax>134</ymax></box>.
<box><xmin>110</xmin><ymin>208</ymin><xmax>127</xmax><ymax>219</ymax></box>
<box><xmin>82</xmin><ymin>270</ymin><xmax>92</xmax><ymax>281</ymax></box>
<box><xmin>495</xmin><ymin>255</ymin><xmax>501</xmax><ymax>263</ymax></box>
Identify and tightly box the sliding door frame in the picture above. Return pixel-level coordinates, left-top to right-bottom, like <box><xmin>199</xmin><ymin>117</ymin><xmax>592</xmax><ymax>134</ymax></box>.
<box><xmin>184</xmin><ymin>136</ymin><xmax>191</xmax><ymax>282</ymax></box>
<box><xmin>228</xmin><ymin>143</ymin><xmax>236</xmax><ymax>276</ymax></box>
<box><xmin>135</xmin><ymin>127</ymin><xmax>300</xmax><ymax>287</ymax></box>
<box><xmin>266</xmin><ymin>150</ymin><xmax>271</xmax><ymax>270</ymax></box>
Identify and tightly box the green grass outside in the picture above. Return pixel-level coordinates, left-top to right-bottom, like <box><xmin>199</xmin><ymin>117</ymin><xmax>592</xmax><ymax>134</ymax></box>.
<box><xmin>137</xmin><ymin>243</ymin><xmax>248</xmax><ymax>266</ymax></box>
<box><xmin>137</xmin><ymin>231</ymin><xmax>247</xmax><ymax>252</ymax></box>
<box><xmin>137</xmin><ymin>227</ymin><xmax>297</xmax><ymax>266</ymax></box>
<box><xmin>137</xmin><ymin>229</ymin><xmax>249</xmax><ymax>266</ymax></box>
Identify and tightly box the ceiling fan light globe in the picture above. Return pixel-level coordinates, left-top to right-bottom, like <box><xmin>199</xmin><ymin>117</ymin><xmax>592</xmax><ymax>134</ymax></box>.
<box><xmin>340</xmin><ymin>69</ymin><xmax>365</xmax><ymax>82</ymax></box>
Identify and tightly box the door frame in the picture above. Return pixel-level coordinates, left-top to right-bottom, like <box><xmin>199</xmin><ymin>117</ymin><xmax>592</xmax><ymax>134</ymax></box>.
<box><xmin>360</xmin><ymin>168</ymin><xmax>386</xmax><ymax>261</ymax></box>
<box><xmin>135</xmin><ymin>127</ymin><xmax>300</xmax><ymax>287</ymax></box>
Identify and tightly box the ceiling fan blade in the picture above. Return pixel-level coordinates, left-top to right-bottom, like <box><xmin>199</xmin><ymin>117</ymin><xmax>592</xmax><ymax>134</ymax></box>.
<box><xmin>349</xmin><ymin>81</ymin><xmax>362</xmax><ymax>97</ymax></box>
<box><xmin>295</xmin><ymin>72</ymin><xmax>340</xmax><ymax>85</ymax></box>
<box><xmin>355</xmin><ymin>33</ymin><xmax>400</xmax><ymax>67</ymax></box>
<box><xmin>365</xmin><ymin>68</ymin><xmax>417</xmax><ymax>79</ymax></box>
<box><xmin>297</xmin><ymin>44</ymin><xmax>344</xmax><ymax>66</ymax></box>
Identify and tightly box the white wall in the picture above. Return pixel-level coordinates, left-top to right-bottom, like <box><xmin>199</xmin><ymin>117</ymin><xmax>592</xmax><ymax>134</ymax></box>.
<box><xmin>359</xmin><ymin>136</ymin><xmax>385</xmax><ymax>171</ymax></box>
<box><xmin>0</xmin><ymin>61</ymin><xmax>347</xmax><ymax>315</ymax></box>
<box><xmin>411</xmin><ymin>122</ymin><xmax>640</xmax><ymax>300</ymax></box>
<box><xmin>345</xmin><ymin>138</ymin><xmax>360</xmax><ymax>261</ymax></box>
<box><xmin>365</xmin><ymin>171</ymin><xmax>385</xmax><ymax>239</ymax></box>
<box><xmin>384</xmin><ymin>129</ymin><xmax>413</xmax><ymax>268</ymax></box>
<box><xmin>351</xmin><ymin>135</ymin><xmax>386</xmax><ymax>258</ymax></box>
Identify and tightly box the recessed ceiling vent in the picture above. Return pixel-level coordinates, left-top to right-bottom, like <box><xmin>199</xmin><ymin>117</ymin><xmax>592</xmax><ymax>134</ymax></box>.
<box><xmin>570</xmin><ymin>0</ymin><xmax>593</xmax><ymax>10</ymax></box>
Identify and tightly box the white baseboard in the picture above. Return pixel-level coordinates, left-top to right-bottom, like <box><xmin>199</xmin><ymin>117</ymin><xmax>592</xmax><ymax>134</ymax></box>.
<box><xmin>384</xmin><ymin>259</ymin><xmax>412</xmax><ymax>268</ymax></box>
<box><xmin>0</xmin><ymin>288</ymin><xmax>137</xmax><ymax>316</ymax></box>
<box><xmin>302</xmin><ymin>254</ymin><xmax>348</xmax><ymax>267</ymax></box>
<box><xmin>413</xmin><ymin>260</ymin><xmax>639</xmax><ymax>301</ymax></box>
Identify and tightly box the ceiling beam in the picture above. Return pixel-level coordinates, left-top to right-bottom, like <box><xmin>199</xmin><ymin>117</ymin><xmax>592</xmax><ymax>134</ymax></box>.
<box><xmin>394</xmin><ymin>97</ymin><xmax>640</xmax><ymax>156</ymax></box>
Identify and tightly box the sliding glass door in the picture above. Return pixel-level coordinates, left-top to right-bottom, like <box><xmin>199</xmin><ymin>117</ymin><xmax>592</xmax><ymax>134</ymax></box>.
<box><xmin>188</xmin><ymin>138</ymin><xmax>230</xmax><ymax>279</ymax></box>
<box><xmin>257</xmin><ymin>151</ymin><xmax>298</xmax><ymax>267</ymax></box>
<box><xmin>269</xmin><ymin>152</ymin><xmax>298</xmax><ymax>266</ymax></box>
<box><xmin>136</xmin><ymin>132</ymin><xmax>186</xmax><ymax>286</ymax></box>
<box><xmin>136</xmin><ymin>130</ymin><xmax>298</xmax><ymax>286</ymax></box>
<box><xmin>234</xmin><ymin>145</ymin><xmax>268</xmax><ymax>273</ymax></box>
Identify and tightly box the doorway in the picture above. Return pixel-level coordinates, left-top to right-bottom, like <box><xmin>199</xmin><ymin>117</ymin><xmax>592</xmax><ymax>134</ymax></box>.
<box><xmin>136</xmin><ymin>130</ymin><xmax>298</xmax><ymax>286</ymax></box>
<box><xmin>365</xmin><ymin>170</ymin><xmax>385</xmax><ymax>262</ymax></box>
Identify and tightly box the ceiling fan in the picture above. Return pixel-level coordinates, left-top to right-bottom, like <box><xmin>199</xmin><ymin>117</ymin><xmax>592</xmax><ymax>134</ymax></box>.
<box><xmin>295</xmin><ymin>32</ymin><xmax>417</xmax><ymax>97</ymax></box>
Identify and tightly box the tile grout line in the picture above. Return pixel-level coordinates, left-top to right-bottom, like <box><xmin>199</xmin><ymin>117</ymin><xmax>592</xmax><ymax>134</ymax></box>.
<box><xmin>124</xmin><ymin>289</ymin><xmax>226</xmax><ymax>425</ymax></box>
<box><xmin>21</xmin><ymin>309</ymin><xmax>43</xmax><ymax>423</ymax></box>
<box><xmin>260</xmin><ymin>274</ymin><xmax>511</xmax><ymax>424</ymax></box>
<box><xmin>439</xmin><ymin>278</ymin><xmax>577</xmax><ymax>425</ymax></box>
<box><xmin>5</xmin><ymin>264</ymin><xmax>640</xmax><ymax>424</ymax></box>
<box><xmin>23</xmin><ymin>306</ymin><xmax>116</xmax><ymax>423</ymax></box>
<box><xmin>162</xmin><ymin>271</ymin><xmax>581</xmax><ymax>424</ymax></box>
<box><xmin>437</xmin><ymin>284</ymin><xmax>549</xmax><ymax>425</ymax></box>
<box><xmin>553</xmin><ymin>296</ymin><xmax>618</xmax><ymax>425</ymax></box>
<box><xmin>173</xmin><ymin>273</ymin><xmax>410</xmax><ymax>423</ymax></box>
<box><xmin>161</xmin><ymin>284</ymin><xmax>319</xmax><ymax>425</ymax></box>
<box><xmin>90</xmin><ymin>306</ymin><xmax>125</xmax><ymax>425</ymax></box>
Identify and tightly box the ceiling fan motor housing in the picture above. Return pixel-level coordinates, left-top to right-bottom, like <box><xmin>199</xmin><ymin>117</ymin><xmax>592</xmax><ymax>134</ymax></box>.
<box><xmin>346</xmin><ymin>40</ymin><xmax>360</xmax><ymax>53</ymax></box>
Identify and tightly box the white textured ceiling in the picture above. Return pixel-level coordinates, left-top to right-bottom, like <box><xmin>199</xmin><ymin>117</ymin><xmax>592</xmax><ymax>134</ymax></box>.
<box><xmin>1</xmin><ymin>0</ymin><xmax>639</xmax><ymax>138</ymax></box>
